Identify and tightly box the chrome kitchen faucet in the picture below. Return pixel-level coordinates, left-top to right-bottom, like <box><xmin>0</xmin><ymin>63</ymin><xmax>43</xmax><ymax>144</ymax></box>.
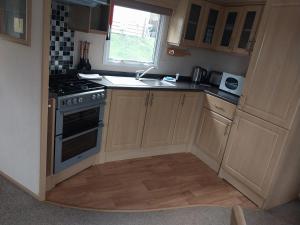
<box><xmin>135</xmin><ymin>66</ymin><xmax>155</xmax><ymax>80</ymax></box>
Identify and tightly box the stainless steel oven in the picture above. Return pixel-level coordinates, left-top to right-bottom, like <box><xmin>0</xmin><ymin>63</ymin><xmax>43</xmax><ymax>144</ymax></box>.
<box><xmin>54</xmin><ymin>90</ymin><xmax>106</xmax><ymax>173</ymax></box>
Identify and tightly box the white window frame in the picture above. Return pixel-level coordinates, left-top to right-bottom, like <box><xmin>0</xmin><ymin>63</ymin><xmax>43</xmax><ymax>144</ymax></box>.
<box><xmin>103</xmin><ymin>10</ymin><xmax>166</xmax><ymax>69</ymax></box>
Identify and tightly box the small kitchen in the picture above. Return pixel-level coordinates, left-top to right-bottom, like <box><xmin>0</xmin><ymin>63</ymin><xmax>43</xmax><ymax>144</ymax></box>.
<box><xmin>43</xmin><ymin>0</ymin><xmax>300</xmax><ymax>211</ymax></box>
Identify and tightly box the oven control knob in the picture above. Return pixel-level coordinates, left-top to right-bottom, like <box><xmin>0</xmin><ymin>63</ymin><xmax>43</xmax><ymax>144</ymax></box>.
<box><xmin>92</xmin><ymin>94</ymin><xmax>96</xmax><ymax>100</ymax></box>
<box><xmin>96</xmin><ymin>94</ymin><xmax>101</xmax><ymax>99</ymax></box>
<box><xmin>101</xmin><ymin>93</ymin><xmax>105</xmax><ymax>98</ymax></box>
<box><xmin>72</xmin><ymin>98</ymin><xmax>78</xmax><ymax>104</ymax></box>
<box><xmin>66</xmin><ymin>99</ymin><xmax>72</xmax><ymax>105</ymax></box>
<box><xmin>78</xmin><ymin>97</ymin><xmax>83</xmax><ymax>103</ymax></box>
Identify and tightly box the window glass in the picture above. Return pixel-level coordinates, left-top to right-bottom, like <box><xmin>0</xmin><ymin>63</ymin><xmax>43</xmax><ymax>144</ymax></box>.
<box><xmin>105</xmin><ymin>6</ymin><xmax>163</xmax><ymax>66</ymax></box>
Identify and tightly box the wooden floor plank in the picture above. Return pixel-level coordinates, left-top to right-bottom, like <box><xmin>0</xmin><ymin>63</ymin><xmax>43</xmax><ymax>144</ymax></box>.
<box><xmin>47</xmin><ymin>153</ymin><xmax>256</xmax><ymax>210</ymax></box>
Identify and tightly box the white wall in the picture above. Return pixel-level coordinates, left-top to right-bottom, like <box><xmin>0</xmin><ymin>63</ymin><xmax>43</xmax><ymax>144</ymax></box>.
<box><xmin>74</xmin><ymin>21</ymin><xmax>250</xmax><ymax>76</ymax></box>
<box><xmin>0</xmin><ymin>0</ymin><xmax>43</xmax><ymax>195</ymax></box>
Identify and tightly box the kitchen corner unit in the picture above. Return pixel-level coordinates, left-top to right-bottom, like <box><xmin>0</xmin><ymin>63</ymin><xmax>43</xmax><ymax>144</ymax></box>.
<box><xmin>105</xmin><ymin>89</ymin><xmax>203</xmax><ymax>162</ymax></box>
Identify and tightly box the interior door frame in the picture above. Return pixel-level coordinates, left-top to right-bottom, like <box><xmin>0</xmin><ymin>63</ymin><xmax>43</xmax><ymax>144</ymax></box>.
<box><xmin>39</xmin><ymin>0</ymin><xmax>51</xmax><ymax>201</ymax></box>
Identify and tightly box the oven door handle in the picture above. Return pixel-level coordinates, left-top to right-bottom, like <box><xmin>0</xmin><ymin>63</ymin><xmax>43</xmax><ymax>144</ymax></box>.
<box><xmin>62</xmin><ymin>127</ymin><xmax>100</xmax><ymax>142</ymax></box>
<box><xmin>62</xmin><ymin>104</ymin><xmax>101</xmax><ymax>115</ymax></box>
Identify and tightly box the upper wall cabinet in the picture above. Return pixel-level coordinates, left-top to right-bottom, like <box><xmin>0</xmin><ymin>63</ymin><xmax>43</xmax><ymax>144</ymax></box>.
<box><xmin>233</xmin><ymin>6</ymin><xmax>263</xmax><ymax>54</ymax></box>
<box><xmin>69</xmin><ymin>3</ymin><xmax>110</xmax><ymax>34</ymax></box>
<box><xmin>167</xmin><ymin>0</ymin><xmax>264</xmax><ymax>55</ymax></box>
<box><xmin>181</xmin><ymin>0</ymin><xmax>206</xmax><ymax>47</ymax></box>
<box><xmin>216</xmin><ymin>5</ymin><xmax>263</xmax><ymax>54</ymax></box>
<box><xmin>0</xmin><ymin>0</ymin><xmax>31</xmax><ymax>45</ymax></box>
<box><xmin>215</xmin><ymin>7</ymin><xmax>242</xmax><ymax>52</ymax></box>
<box><xmin>198</xmin><ymin>3</ymin><xmax>223</xmax><ymax>49</ymax></box>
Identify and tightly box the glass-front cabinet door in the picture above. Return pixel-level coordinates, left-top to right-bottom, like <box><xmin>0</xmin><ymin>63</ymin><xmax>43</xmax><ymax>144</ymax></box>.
<box><xmin>234</xmin><ymin>6</ymin><xmax>263</xmax><ymax>54</ymax></box>
<box><xmin>216</xmin><ymin>7</ymin><xmax>242</xmax><ymax>52</ymax></box>
<box><xmin>199</xmin><ymin>3</ymin><xmax>222</xmax><ymax>48</ymax></box>
<box><xmin>0</xmin><ymin>0</ymin><xmax>31</xmax><ymax>45</ymax></box>
<box><xmin>182</xmin><ymin>0</ymin><xmax>206</xmax><ymax>47</ymax></box>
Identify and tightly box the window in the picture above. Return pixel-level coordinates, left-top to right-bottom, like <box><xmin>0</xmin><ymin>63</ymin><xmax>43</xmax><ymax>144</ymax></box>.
<box><xmin>104</xmin><ymin>5</ymin><xmax>164</xmax><ymax>67</ymax></box>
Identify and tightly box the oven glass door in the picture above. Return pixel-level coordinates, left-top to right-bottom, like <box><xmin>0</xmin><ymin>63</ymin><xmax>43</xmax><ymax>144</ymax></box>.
<box><xmin>62</xmin><ymin>107</ymin><xmax>100</xmax><ymax>138</ymax></box>
<box><xmin>61</xmin><ymin>128</ymin><xmax>99</xmax><ymax>162</ymax></box>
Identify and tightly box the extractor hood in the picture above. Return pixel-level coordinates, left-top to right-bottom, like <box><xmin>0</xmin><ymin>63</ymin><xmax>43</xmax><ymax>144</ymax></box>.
<box><xmin>58</xmin><ymin>0</ymin><xmax>109</xmax><ymax>7</ymax></box>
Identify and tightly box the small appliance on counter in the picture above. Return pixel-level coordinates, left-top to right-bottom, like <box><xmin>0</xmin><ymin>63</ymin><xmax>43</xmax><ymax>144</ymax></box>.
<box><xmin>209</xmin><ymin>71</ymin><xmax>223</xmax><ymax>87</ymax></box>
<box><xmin>219</xmin><ymin>72</ymin><xmax>245</xmax><ymax>96</ymax></box>
<box><xmin>192</xmin><ymin>66</ymin><xmax>209</xmax><ymax>85</ymax></box>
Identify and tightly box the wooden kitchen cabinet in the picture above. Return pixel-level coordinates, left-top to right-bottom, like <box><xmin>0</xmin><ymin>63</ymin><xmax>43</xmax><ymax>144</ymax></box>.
<box><xmin>106</xmin><ymin>90</ymin><xmax>148</xmax><ymax>152</ymax></box>
<box><xmin>233</xmin><ymin>5</ymin><xmax>263</xmax><ymax>54</ymax></box>
<box><xmin>216</xmin><ymin>7</ymin><xmax>242</xmax><ymax>52</ymax></box>
<box><xmin>239</xmin><ymin>2</ymin><xmax>300</xmax><ymax>129</ymax></box>
<box><xmin>142</xmin><ymin>91</ymin><xmax>181</xmax><ymax>148</ymax></box>
<box><xmin>173</xmin><ymin>92</ymin><xmax>201</xmax><ymax>145</ymax></box>
<box><xmin>198</xmin><ymin>3</ymin><xmax>223</xmax><ymax>49</ymax></box>
<box><xmin>216</xmin><ymin>5</ymin><xmax>263</xmax><ymax>54</ymax></box>
<box><xmin>203</xmin><ymin>93</ymin><xmax>236</xmax><ymax>120</ymax></box>
<box><xmin>181</xmin><ymin>0</ymin><xmax>206</xmax><ymax>47</ymax></box>
<box><xmin>69</xmin><ymin>3</ymin><xmax>110</xmax><ymax>34</ymax></box>
<box><xmin>195</xmin><ymin>108</ymin><xmax>231</xmax><ymax>172</ymax></box>
<box><xmin>167</xmin><ymin>0</ymin><xmax>206</xmax><ymax>47</ymax></box>
<box><xmin>167</xmin><ymin>0</ymin><xmax>263</xmax><ymax>54</ymax></box>
<box><xmin>220</xmin><ymin>110</ymin><xmax>288</xmax><ymax>205</ymax></box>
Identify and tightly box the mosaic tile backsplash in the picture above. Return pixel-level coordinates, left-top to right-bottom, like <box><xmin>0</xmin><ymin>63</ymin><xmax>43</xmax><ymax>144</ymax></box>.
<box><xmin>49</xmin><ymin>1</ymin><xmax>74</xmax><ymax>75</ymax></box>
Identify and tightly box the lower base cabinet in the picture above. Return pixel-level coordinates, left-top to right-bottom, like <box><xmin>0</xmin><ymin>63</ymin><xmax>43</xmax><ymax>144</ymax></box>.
<box><xmin>106</xmin><ymin>89</ymin><xmax>202</xmax><ymax>154</ymax></box>
<box><xmin>142</xmin><ymin>91</ymin><xmax>181</xmax><ymax>148</ymax></box>
<box><xmin>106</xmin><ymin>90</ymin><xmax>148</xmax><ymax>152</ymax></box>
<box><xmin>220</xmin><ymin>110</ymin><xmax>288</xmax><ymax>206</ymax></box>
<box><xmin>194</xmin><ymin>108</ymin><xmax>232</xmax><ymax>172</ymax></box>
<box><xmin>172</xmin><ymin>92</ymin><xmax>202</xmax><ymax>145</ymax></box>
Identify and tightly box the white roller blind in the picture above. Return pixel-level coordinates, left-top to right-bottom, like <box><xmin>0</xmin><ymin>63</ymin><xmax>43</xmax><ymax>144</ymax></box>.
<box><xmin>114</xmin><ymin>0</ymin><xmax>173</xmax><ymax>16</ymax></box>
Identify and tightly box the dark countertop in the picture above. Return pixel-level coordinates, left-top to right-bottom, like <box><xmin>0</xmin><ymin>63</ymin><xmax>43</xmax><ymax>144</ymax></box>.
<box><xmin>92</xmin><ymin>78</ymin><xmax>240</xmax><ymax>105</ymax></box>
<box><xmin>49</xmin><ymin>70</ymin><xmax>240</xmax><ymax>105</ymax></box>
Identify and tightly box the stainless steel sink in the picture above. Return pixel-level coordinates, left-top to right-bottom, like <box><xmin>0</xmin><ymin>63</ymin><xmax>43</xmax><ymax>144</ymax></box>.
<box><xmin>104</xmin><ymin>76</ymin><xmax>149</xmax><ymax>86</ymax></box>
<box><xmin>139</xmin><ymin>78</ymin><xmax>176</xmax><ymax>87</ymax></box>
<box><xmin>104</xmin><ymin>76</ymin><xmax>176</xmax><ymax>87</ymax></box>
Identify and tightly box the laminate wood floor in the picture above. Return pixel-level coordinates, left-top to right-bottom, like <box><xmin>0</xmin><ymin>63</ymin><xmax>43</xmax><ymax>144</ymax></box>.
<box><xmin>47</xmin><ymin>153</ymin><xmax>256</xmax><ymax>210</ymax></box>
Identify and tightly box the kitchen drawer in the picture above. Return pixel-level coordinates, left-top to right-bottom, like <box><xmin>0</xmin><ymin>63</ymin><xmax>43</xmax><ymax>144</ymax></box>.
<box><xmin>203</xmin><ymin>94</ymin><xmax>236</xmax><ymax>120</ymax></box>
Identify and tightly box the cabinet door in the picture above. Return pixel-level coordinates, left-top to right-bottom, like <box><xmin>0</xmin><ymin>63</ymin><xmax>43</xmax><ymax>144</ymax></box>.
<box><xmin>69</xmin><ymin>4</ymin><xmax>91</xmax><ymax>32</ymax></box>
<box><xmin>221</xmin><ymin>110</ymin><xmax>288</xmax><ymax>198</ymax></box>
<box><xmin>182</xmin><ymin>0</ymin><xmax>206</xmax><ymax>47</ymax></box>
<box><xmin>106</xmin><ymin>90</ymin><xmax>149</xmax><ymax>152</ymax></box>
<box><xmin>240</xmin><ymin>3</ymin><xmax>300</xmax><ymax>129</ymax></box>
<box><xmin>233</xmin><ymin>6</ymin><xmax>263</xmax><ymax>54</ymax></box>
<box><xmin>173</xmin><ymin>92</ymin><xmax>201</xmax><ymax>145</ymax></box>
<box><xmin>199</xmin><ymin>3</ymin><xmax>223</xmax><ymax>49</ymax></box>
<box><xmin>216</xmin><ymin>7</ymin><xmax>242</xmax><ymax>52</ymax></box>
<box><xmin>167</xmin><ymin>0</ymin><xmax>190</xmax><ymax>46</ymax></box>
<box><xmin>195</xmin><ymin>108</ymin><xmax>231</xmax><ymax>172</ymax></box>
<box><xmin>142</xmin><ymin>91</ymin><xmax>181</xmax><ymax>148</ymax></box>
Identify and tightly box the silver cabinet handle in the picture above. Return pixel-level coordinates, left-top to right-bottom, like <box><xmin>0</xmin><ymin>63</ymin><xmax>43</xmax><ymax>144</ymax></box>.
<box><xmin>181</xmin><ymin>94</ymin><xmax>186</xmax><ymax>106</ymax></box>
<box><xmin>214</xmin><ymin>105</ymin><xmax>224</xmax><ymax>111</ymax></box>
<box><xmin>238</xmin><ymin>95</ymin><xmax>246</xmax><ymax>109</ymax></box>
<box><xmin>224</xmin><ymin>123</ymin><xmax>231</xmax><ymax>136</ymax></box>
<box><xmin>145</xmin><ymin>93</ymin><xmax>150</xmax><ymax>107</ymax></box>
<box><xmin>150</xmin><ymin>93</ymin><xmax>154</xmax><ymax>106</ymax></box>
